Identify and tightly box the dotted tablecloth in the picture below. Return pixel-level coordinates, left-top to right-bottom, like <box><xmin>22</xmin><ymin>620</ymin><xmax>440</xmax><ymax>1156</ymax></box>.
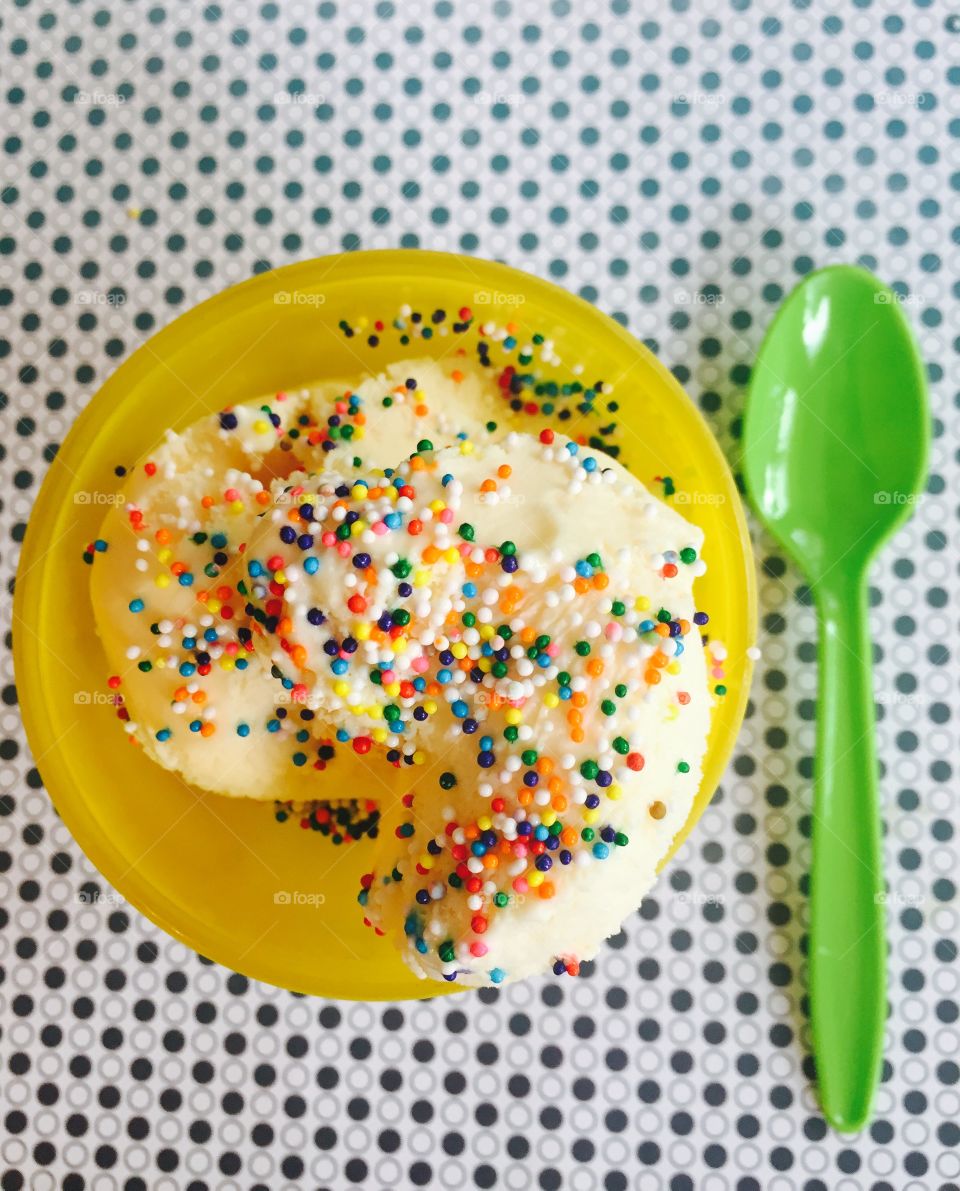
<box><xmin>1</xmin><ymin>2</ymin><xmax>958</xmax><ymax>1188</ymax></box>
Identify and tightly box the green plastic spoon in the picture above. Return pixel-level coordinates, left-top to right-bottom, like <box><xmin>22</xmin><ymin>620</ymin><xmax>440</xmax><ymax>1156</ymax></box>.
<box><xmin>742</xmin><ymin>265</ymin><xmax>929</xmax><ymax>1132</ymax></box>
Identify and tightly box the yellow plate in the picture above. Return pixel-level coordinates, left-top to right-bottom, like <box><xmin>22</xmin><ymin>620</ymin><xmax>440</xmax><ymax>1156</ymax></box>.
<box><xmin>14</xmin><ymin>251</ymin><xmax>755</xmax><ymax>1000</ymax></box>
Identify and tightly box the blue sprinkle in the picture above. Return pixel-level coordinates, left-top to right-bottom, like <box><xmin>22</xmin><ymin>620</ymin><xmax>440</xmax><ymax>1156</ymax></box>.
<box><xmin>451</xmin><ymin>700</ymin><xmax>469</xmax><ymax>718</ymax></box>
<box><xmin>267</xmin><ymin>719</ymin><xmax>281</xmax><ymax>733</ymax></box>
<box><xmin>94</xmin><ymin>540</ymin><xmax>108</xmax><ymax>552</ymax></box>
<box><xmin>437</xmin><ymin>668</ymin><xmax>453</xmax><ymax>684</ymax></box>
<box><xmin>248</xmin><ymin>560</ymin><xmax>264</xmax><ymax>577</ymax></box>
<box><xmin>489</xmin><ymin>968</ymin><xmax>506</xmax><ymax>983</ymax></box>
<box><xmin>236</xmin><ymin>723</ymin><xmax>250</xmax><ymax>737</ymax></box>
<box><xmin>156</xmin><ymin>728</ymin><xmax>172</xmax><ymax>742</ymax></box>
<box><xmin>189</xmin><ymin>720</ymin><xmax>202</xmax><ymax>733</ymax></box>
<box><xmin>480</xmin><ymin>735</ymin><xmax>494</xmax><ymax>751</ymax></box>
<box><xmin>179</xmin><ymin>663</ymin><xmax>195</xmax><ymax>677</ymax></box>
<box><xmin>592</xmin><ymin>842</ymin><xmax>610</xmax><ymax>860</ymax></box>
<box><xmin>235</xmin><ymin>657</ymin><xmax>248</xmax><ymax>670</ymax></box>
<box><xmin>331</xmin><ymin>658</ymin><xmax>349</xmax><ymax>675</ymax></box>
<box><xmin>128</xmin><ymin>598</ymin><xmax>144</xmax><ymax>613</ymax></box>
<box><xmin>304</xmin><ymin>556</ymin><xmax>320</xmax><ymax>575</ymax></box>
<box><xmin>583</xmin><ymin>456</ymin><xmax>598</xmax><ymax>472</ymax></box>
<box><xmin>178</xmin><ymin>572</ymin><xmax>194</xmax><ymax>586</ymax></box>
<box><xmin>336</xmin><ymin>728</ymin><xmax>350</xmax><ymax>743</ymax></box>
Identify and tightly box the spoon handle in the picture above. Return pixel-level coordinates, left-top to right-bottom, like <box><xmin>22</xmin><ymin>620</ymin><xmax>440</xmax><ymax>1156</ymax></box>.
<box><xmin>809</xmin><ymin>574</ymin><xmax>886</xmax><ymax>1132</ymax></box>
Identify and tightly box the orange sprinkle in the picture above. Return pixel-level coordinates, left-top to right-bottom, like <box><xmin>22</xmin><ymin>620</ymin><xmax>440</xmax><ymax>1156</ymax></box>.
<box><xmin>480</xmin><ymin>478</ymin><xmax>497</xmax><ymax>493</ymax></box>
<box><xmin>255</xmin><ymin>491</ymin><xmax>271</xmax><ymax>506</ymax></box>
<box><xmin>649</xmin><ymin>801</ymin><xmax>666</xmax><ymax>820</ymax></box>
<box><xmin>570</xmin><ymin>727</ymin><xmax>585</xmax><ymax>743</ymax></box>
<box><xmin>277</xmin><ymin>616</ymin><xmax>292</xmax><ymax>635</ymax></box>
<box><xmin>561</xmin><ymin>827</ymin><xmax>578</xmax><ymax>847</ymax></box>
<box><xmin>552</xmin><ymin>795</ymin><xmax>568</xmax><ymax>813</ymax></box>
<box><xmin>574</xmin><ymin>577</ymin><xmax>590</xmax><ymax>594</ymax></box>
<box><xmin>538</xmin><ymin>882</ymin><xmax>555</xmax><ymax>900</ymax></box>
<box><xmin>200</xmin><ymin>496</ymin><xmax>214</xmax><ymax>509</ymax></box>
<box><xmin>650</xmin><ymin>652</ymin><xmax>668</xmax><ymax>669</ymax></box>
<box><xmin>536</xmin><ymin>757</ymin><xmax>554</xmax><ymax>776</ymax></box>
<box><xmin>586</xmin><ymin>659</ymin><xmax>604</xmax><ymax>678</ymax></box>
<box><xmin>155</xmin><ymin>528</ymin><xmax>171</xmax><ymax>545</ymax></box>
<box><xmin>592</xmin><ymin>573</ymin><xmax>609</xmax><ymax>591</ymax></box>
<box><xmin>571</xmin><ymin>692</ymin><xmax>588</xmax><ymax>709</ymax></box>
<box><xmin>451</xmin><ymin>369</ymin><xmax>464</xmax><ymax>382</ymax></box>
<box><xmin>415</xmin><ymin>404</ymin><xmax>429</xmax><ymax>417</ymax></box>
<box><xmin>291</xmin><ymin>645</ymin><xmax>308</xmax><ymax>668</ymax></box>
<box><xmin>645</xmin><ymin>670</ymin><xmax>662</xmax><ymax>686</ymax></box>
<box><xmin>200</xmin><ymin>723</ymin><xmax>216</xmax><ymax>738</ymax></box>
<box><xmin>497</xmin><ymin>464</ymin><xmax>512</xmax><ymax>479</ymax></box>
<box><xmin>191</xmin><ymin>691</ymin><xmax>206</xmax><ymax>704</ymax></box>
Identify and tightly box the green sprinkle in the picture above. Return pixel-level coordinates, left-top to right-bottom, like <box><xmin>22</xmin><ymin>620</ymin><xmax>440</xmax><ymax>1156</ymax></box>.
<box><xmin>612</xmin><ymin>736</ymin><xmax>629</xmax><ymax>754</ymax></box>
<box><xmin>458</xmin><ymin>522</ymin><xmax>475</xmax><ymax>542</ymax></box>
<box><xmin>575</xmin><ymin>641</ymin><xmax>591</xmax><ymax>656</ymax></box>
<box><xmin>500</xmin><ymin>540</ymin><xmax>517</xmax><ymax>556</ymax></box>
<box><xmin>580</xmin><ymin>760</ymin><xmax>599</xmax><ymax>780</ymax></box>
<box><xmin>680</xmin><ymin>547</ymin><xmax>697</xmax><ymax>564</ymax></box>
<box><xmin>601</xmin><ymin>699</ymin><xmax>616</xmax><ymax>716</ymax></box>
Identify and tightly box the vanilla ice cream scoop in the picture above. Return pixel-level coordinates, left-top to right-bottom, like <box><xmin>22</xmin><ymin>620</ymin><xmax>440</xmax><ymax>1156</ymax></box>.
<box><xmin>242</xmin><ymin>431</ymin><xmax>713</xmax><ymax>985</ymax></box>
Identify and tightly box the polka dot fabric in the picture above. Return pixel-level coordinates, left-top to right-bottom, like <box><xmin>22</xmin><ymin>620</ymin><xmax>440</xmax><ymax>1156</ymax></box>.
<box><xmin>2</xmin><ymin>1</ymin><xmax>958</xmax><ymax>1187</ymax></box>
